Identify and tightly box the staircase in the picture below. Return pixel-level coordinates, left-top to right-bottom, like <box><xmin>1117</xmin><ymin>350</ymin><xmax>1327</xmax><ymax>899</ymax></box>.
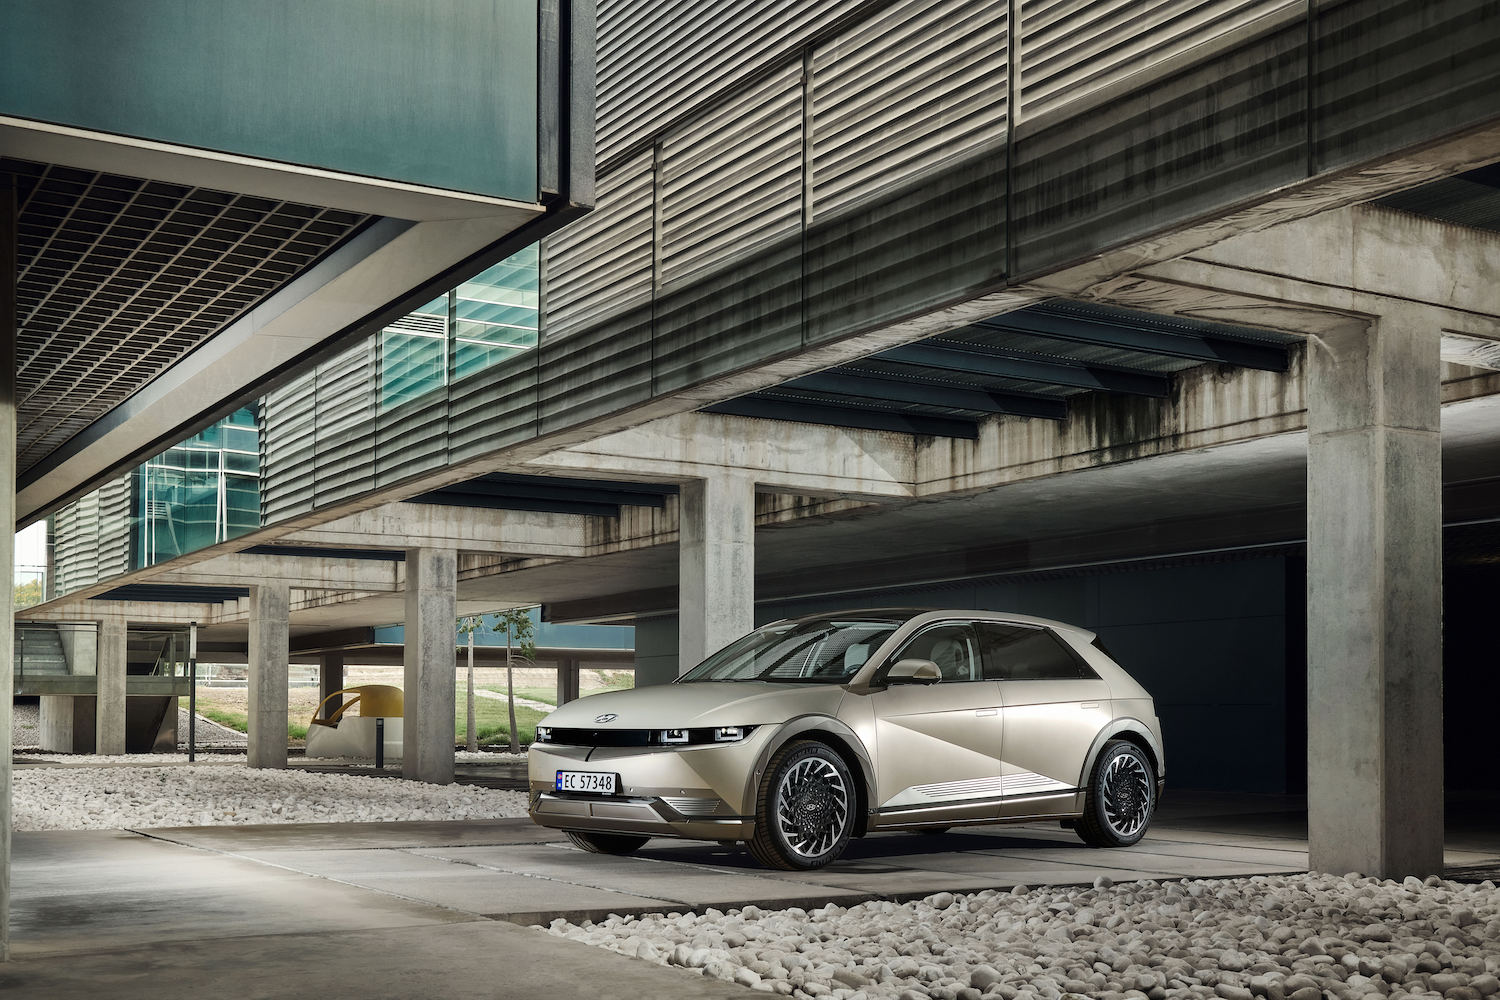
<box><xmin>15</xmin><ymin>625</ymin><xmax>70</xmax><ymax>679</ymax></box>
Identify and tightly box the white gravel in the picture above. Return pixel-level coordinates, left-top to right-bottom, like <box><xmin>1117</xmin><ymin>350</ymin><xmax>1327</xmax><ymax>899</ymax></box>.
<box><xmin>14</xmin><ymin>762</ymin><xmax>530</xmax><ymax>830</ymax></box>
<box><xmin>548</xmin><ymin>873</ymin><xmax>1500</xmax><ymax>1000</ymax></box>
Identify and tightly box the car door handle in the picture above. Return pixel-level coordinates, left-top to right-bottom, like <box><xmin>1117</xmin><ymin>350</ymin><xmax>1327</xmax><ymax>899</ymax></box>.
<box><xmin>1080</xmin><ymin>702</ymin><xmax>1099</xmax><ymax>709</ymax></box>
<box><xmin>976</xmin><ymin>708</ymin><xmax>998</xmax><ymax>717</ymax></box>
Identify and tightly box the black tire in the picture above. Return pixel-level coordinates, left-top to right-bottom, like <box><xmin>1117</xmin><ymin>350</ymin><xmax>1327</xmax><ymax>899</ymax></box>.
<box><xmin>747</xmin><ymin>740</ymin><xmax>856</xmax><ymax>870</ymax></box>
<box><xmin>564</xmin><ymin>830</ymin><xmax>650</xmax><ymax>855</ymax></box>
<box><xmin>1076</xmin><ymin>740</ymin><xmax>1156</xmax><ymax>848</ymax></box>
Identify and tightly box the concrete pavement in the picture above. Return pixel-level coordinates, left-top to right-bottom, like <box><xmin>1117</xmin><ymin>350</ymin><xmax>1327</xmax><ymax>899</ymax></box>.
<box><xmin>3</xmin><ymin>793</ymin><xmax>1498</xmax><ymax>999</ymax></box>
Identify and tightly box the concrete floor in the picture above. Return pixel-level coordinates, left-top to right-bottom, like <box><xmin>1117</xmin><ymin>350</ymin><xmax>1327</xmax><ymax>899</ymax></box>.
<box><xmin>2</xmin><ymin>792</ymin><xmax>1497</xmax><ymax>999</ymax></box>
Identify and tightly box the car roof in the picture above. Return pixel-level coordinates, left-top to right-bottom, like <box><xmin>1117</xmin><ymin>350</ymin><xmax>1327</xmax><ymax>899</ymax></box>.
<box><xmin>772</xmin><ymin>608</ymin><xmax>1097</xmax><ymax>642</ymax></box>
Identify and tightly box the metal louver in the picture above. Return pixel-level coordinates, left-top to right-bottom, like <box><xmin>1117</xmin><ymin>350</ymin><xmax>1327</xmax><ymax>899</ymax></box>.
<box><xmin>811</xmin><ymin>0</ymin><xmax>1010</xmax><ymax>220</ymax></box>
<box><xmin>1018</xmin><ymin>0</ymin><xmax>1299</xmax><ymax>123</ymax></box>
<box><xmin>659</xmin><ymin>63</ymin><xmax>803</xmax><ymax>288</ymax></box>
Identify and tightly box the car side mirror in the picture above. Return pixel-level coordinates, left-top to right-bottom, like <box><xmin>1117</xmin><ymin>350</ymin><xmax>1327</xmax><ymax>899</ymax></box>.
<box><xmin>887</xmin><ymin>658</ymin><xmax>941</xmax><ymax>684</ymax></box>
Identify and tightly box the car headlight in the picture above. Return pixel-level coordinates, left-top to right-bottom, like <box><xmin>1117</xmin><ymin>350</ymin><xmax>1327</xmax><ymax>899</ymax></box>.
<box><xmin>534</xmin><ymin>726</ymin><xmax>552</xmax><ymax>743</ymax></box>
<box><xmin>653</xmin><ymin>726</ymin><xmax>756</xmax><ymax>746</ymax></box>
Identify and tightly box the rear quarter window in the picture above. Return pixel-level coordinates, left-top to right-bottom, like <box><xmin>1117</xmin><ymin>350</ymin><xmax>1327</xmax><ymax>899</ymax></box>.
<box><xmin>978</xmin><ymin>623</ymin><xmax>1098</xmax><ymax>681</ymax></box>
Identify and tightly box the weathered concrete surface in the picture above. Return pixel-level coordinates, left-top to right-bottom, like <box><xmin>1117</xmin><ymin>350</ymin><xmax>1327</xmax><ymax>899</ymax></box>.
<box><xmin>94</xmin><ymin>619</ymin><xmax>127</xmax><ymax>756</ymax></box>
<box><xmin>676</xmin><ymin>474</ymin><xmax>755</xmax><ymax>679</ymax></box>
<box><xmin>247</xmin><ymin>582</ymin><xmax>291</xmax><ymax>769</ymax></box>
<box><xmin>150</xmin><ymin>551</ymin><xmax>404</xmax><ymax>591</ymax></box>
<box><xmin>319</xmin><ymin>651</ymin><xmax>344</xmax><ymax>720</ymax></box>
<box><xmin>38</xmin><ymin>696</ymin><xmax>94</xmax><ymax>754</ymax></box>
<box><xmin>403</xmin><ymin>547</ymin><xmax>456</xmax><ymax>785</ymax></box>
<box><xmin>529</xmin><ymin>411</ymin><xmax>917</xmax><ymax>500</ymax></box>
<box><xmin>1306</xmin><ymin>314</ymin><xmax>1444</xmax><ymax>878</ymax></box>
<box><xmin>290</xmin><ymin>502</ymin><xmax>592</xmax><ymax>557</ymax></box>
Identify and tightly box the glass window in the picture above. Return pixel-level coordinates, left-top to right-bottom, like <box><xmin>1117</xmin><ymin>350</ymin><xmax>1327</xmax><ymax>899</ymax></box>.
<box><xmin>889</xmin><ymin>622</ymin><xmax>982</xmax><ymax>682</ymax></box>
<box><xmin>977</xmin><ymin>623</ymin><xmax>1095</xmax><ymax>681</ymax></box>
<box><xmin>679</xmin><ymin>616</ymin><xmax>905</xmax><ymax>683</ymax></box>
<box><xmin>452</xmin><ymin>245</ymin><xmax>539</xmax><ymax>380</ymax></box>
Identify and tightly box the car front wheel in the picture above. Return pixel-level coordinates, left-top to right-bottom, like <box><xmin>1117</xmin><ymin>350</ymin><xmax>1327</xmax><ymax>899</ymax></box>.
<box><xmin>748</xmin><ymin>740</ymin><xmax>855</xmax><ymax>870</ymax></box>
<box><xmin>1076</xmin><ymin>740</ymin><xmax>1155</xmax><ymax>848</ymax></box>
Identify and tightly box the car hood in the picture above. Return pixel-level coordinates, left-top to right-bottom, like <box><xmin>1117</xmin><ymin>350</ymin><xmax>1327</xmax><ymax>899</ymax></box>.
<box><xmin>539</xmin><ymin>682</ymin><xmax>846</xmax><ymax>730</ymax></box>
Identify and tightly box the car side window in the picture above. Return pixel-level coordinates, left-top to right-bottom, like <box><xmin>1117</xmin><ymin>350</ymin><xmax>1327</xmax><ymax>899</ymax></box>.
<box><xmin>890</xmin><ymin>622</ymin><xmax>981</xmax><ymax>682</ymax></box>
<box><xmin>977</xmin><ymin>623</ymin><xmax>1096</xmax><ymax>681</ymax></box>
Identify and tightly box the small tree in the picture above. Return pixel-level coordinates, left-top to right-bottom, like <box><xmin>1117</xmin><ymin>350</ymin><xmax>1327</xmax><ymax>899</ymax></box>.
<box><xmin>493</xmin><ymin>608</ymin><xmax>537</xmax><ymax>753</ymax></box>
<box><xmin>457</xmin><ymin>615</ymin><xmax>484</xmax><ymax>752</ymax></box>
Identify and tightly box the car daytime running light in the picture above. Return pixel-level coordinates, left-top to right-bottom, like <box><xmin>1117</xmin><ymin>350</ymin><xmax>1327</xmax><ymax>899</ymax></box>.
<box><xmin>535</xmin><ymin>726</ymin><xmax>552</xmax><ymax>742</ymax></box>
<box><xmin>714</xmin><ymin>726</ymin><xmax>747</xmax><ymax>742</ymax></box>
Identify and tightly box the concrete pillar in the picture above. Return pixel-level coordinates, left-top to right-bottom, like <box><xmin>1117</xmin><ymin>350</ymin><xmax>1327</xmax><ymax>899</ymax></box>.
<box><xmin>403</xmin><ymin>547</ymin><xmax>456</xmax><ymax>784</ymax></box>
<box><xmin>40</xmin><ymin>695</ymin><xmax>96</xmax><ymax>753</ymax></box>
<box><xmin>678</xmin><ymin>474</ymin><xmax>755</xmax><ymax>674</ymax></box>
<box><xmin>556</xmin><ymin>657</ymin><xmax>581</xmax><ymax>705</ymax></box>
<box><xmin>95</xmin><ymin>619</ymin><xmax>128</xmax><ymax>755</ymax></box>
<box><xmin>1</xmin><ymin>174</ymin><xmax>16</xmax><ymax>961</ymax></box>
<box><xmin>319</xmin><ymin>652</ymin><xmax>345</xmax><ymax>719</ymax></box>
<box><xmin>1306</xmin><ymin>314</ymin><xmax>1443</xmax><ymax>878</ymax></box>
<box><xmin>247</xmin><ymin>582</ymin><xmax>291</xmax><ymax>769</ymax></box>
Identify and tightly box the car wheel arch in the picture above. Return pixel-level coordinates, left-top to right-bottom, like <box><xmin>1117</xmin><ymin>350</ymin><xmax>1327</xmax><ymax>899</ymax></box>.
<box><xmin>746</xmin><ymin>716</ymin><xmax>874</xmax><ymax>837</ymax></box>
<box><xmin>1077</xmin><ymin>718</ymin><xmax>1162</xmax><ymax>792</ymax></box>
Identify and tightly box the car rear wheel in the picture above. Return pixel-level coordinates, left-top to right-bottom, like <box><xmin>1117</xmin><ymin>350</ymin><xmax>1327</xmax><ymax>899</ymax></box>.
<box><xmin>748</xmin><ymin>740</ymin><xmax>855</xmax><ymax>870</ymax></box>
<box><xmin>1076</xmin><ymin>740</ymin><xmax>1155</xmax><ymax>848</ymax></box>
<box><xmin>564</xmin><ymin>831</ymin><xmax>650</xmax><ymax>855</ymax></box>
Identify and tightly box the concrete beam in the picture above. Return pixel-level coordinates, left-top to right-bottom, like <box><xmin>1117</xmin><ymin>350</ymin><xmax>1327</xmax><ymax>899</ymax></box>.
<box><xmin>403</xmin><ymin>548</ymin><xmax>457</xmax><ymax>785</ymax></box>
<box><xmin>247</xmin><ymin>583</ymin><xmax>291</xmax><ymax>769</ymax></box>
<box><xmin>527</xmin><ymin>411</ymin><xmax>917</xmax><ymax>500</ymax></box>
<box><xmin>146</xmin><ymin>552</ymin><xmax>403</xmax><ymax>592</ymax></box>
<box><xmin>17</xmin><ymin>601</ymin><xmax>225</xmax><ymax>625</ymax></box>
<box><xmin>286</xmin><ymin>504</ymin><xmax>591</xmax><ymax>557</ymax></box>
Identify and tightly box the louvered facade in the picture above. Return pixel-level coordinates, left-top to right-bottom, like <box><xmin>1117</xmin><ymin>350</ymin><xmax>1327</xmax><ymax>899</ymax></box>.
<box><xmin>47</xmin><ymin>0</ymin><xmax>1500</xmax><ymax>587</ymax></box>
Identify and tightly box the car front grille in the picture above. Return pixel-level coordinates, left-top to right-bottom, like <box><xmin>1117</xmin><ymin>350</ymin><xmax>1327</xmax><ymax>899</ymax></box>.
<box><xmin>545</xmin><ymin>728</ymin><xmax>656</xmax><ymax>747</ymax></box>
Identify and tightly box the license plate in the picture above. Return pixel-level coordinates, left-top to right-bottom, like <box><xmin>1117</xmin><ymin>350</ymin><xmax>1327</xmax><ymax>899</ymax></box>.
<box><xmin>555</xmin><ymin>770</ymin><xmax>617</xmax><ymax>794</ymax></box>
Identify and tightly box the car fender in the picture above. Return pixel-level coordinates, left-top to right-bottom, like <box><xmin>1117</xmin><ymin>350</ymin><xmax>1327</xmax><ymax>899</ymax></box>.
<box><xmin>1078</xmin><ymin>717</ymin><xmax>1165</xmax><ymax>788</ymax></box>
<box><xmin>740</xmin><ymin>714</ymin><xmax>875</xmax><ymax>816</ymax></box>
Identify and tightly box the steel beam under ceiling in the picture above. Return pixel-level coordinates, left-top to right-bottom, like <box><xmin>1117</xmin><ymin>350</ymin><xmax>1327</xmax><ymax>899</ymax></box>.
<box><xmin>875</xmin><ymin>342</ymin><xmax>1172</xmax><ymax>397</ymax></box>
<box><xmin>704</xmin><ymin>397</ymin><xmax>980</xmax><ymax>439</ymax></box>
<box><xmin>979</xmin><ymin>304</ymin><xmax>1291</xmax><ymax>371</ymax></box>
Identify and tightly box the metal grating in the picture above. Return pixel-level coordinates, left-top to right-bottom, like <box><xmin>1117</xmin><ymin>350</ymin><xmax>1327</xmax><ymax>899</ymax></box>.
<box><xmin>1373</xmin><ymin>162</ymin><xmax>1500</xmax><ymax>235</ymax></box>
<box><xmin>1</xmin><ymin>156</ymin><xmax>370</xmax><ymax>477</ymax></box>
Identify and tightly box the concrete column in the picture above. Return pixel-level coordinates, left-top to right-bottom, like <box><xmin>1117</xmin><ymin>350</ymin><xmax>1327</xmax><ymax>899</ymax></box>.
<box><xmin>678</xmin><ymin>474</ymin><xmax>755</xmax><ymax>674</ymax></box>
<box><xmin>556</xmin><ymin>657</ymin><xmax>581</xmax><ymax>705</ymax></box>
<box><xmin>95</xmin><ymin>619</ymin><xmax>128</xmax><ymax>755</ymax></box>
<box><xmin>319</xmin><ymin>652</ymin><xmax>345</xmax><ymax>719</ymax></box>
<box><xmin>1306</xmin><ymin>314</ymin><xmax>1443</xmax><ymax>878</ymax></box>
<box><xmin>2</xmin><ymin>173</ymin><xmax>17</xmax><ymax>961</ymax></box>
<box><xmin>41</xmin><ymin>695</ymin><xmax>96</xmax><ymax>753</ymax></box>
<box><xmin>247</xmin><ymin>582</ymin><xmax>291</xmax><ymax>769</ymax></box>
<box><xmin>403</xmin><ymin>547</ymin><xmax>456</xmax><ymax>784</ymax></box>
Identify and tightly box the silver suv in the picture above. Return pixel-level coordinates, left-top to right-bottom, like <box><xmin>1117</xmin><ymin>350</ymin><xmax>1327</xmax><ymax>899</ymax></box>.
<box><xmin>528</xmin><ymin>609</ymin><xmax>1164</xmax><ymax>870</ymax></box>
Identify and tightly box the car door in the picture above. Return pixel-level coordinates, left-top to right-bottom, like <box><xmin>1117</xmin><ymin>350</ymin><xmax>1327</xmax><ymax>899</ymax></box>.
<box><xmin>868</xmin><ymin>621</ymin><xmax>1006</xmax><ymax>824</ymax></box>
<box><xmin>978</xmin><ymin>622</ymin><xmax>1112</xmax><ymax>818</ymax></box>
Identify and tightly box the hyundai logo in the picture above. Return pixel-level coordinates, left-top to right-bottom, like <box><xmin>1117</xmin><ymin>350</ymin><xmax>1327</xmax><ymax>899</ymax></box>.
<box><xmin>594</xmin><ymin>713</ymin><xmax>617</xmax><ymax>724</ymax></box>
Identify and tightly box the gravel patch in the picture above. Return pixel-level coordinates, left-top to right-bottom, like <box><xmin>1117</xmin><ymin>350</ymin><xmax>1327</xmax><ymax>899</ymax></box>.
<box><xmin>177</xmin><ymin>707</ymin><xmax>248</xmax><ymax>747</ymax></box>
<box><xmin>548</xmin><ymin>873</ymin><xmax>1500</xmax><ymax>1000</ymax></box>
<box><xmin>11</xmin><ymin>700</ymin><xmax>40</xmax><ymax>748</ymax></box>
<box><xmin>13</xmin><ymin>762</ymin><xmax>530</xmax><ymax>830</ymax></box>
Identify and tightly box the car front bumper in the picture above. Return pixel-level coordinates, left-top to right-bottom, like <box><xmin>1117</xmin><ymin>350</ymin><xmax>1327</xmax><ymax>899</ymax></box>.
<box><xmin>527</xmin><ymin>726</ymin><xmax>777</xmax><ymax>841</ymax></box>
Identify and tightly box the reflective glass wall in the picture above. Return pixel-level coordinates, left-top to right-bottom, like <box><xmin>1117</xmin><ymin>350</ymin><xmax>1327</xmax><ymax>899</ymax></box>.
<box><xmin>379</xmin><ymin>246</ymin><xmax>540</xmax><ymax>409</ymax></box>
<box><xmin>134</xmin><ymin>407</ymin><xmax>259</xmax><ymax>568</ymax></box>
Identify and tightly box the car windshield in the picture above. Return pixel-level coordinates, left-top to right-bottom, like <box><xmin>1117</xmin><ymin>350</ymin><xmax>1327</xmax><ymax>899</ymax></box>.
<box><xmin>677</xmin><ymin>617</ymin><xmax>906</xmax><ymax>683</ymax></box>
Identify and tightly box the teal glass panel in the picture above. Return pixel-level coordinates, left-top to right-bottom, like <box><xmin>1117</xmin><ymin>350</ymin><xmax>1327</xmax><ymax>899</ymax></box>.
<box><xmin>0</xmin><ymin>1</ymin><xmax>539</xmax><ymax>201</ymax></box>
<box><xmin>452</xmin><ymin>246</ymin><xmax>540</xmax><ymax>380</ymax></box>
<box><xmin>133</xmin><ymin>407</ymin><xmax>261</xmax><ymax>569</ymax></box>
<box><xmin>380</xmin><ymin>329</ymin><xmax>448</xmax><ymax>409</ymax></box>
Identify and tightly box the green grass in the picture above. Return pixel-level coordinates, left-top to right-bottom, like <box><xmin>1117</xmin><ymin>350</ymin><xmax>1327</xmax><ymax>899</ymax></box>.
<box><xmin>185</xmin><ymin>699</ymin><xmax>308</xmax><ymax>740</ymax></box>
<box><xmin>482</xmin><ymin>679</ymin><xmax>635</xmax><ymax>706</ymax></box>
